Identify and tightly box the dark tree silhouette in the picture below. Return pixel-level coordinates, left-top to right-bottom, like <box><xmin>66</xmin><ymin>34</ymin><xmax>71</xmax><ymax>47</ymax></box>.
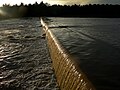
<box><xmin>0</xmin><ymin>1</ymin><xmax>120</xmax><ymax>19</ymax></box>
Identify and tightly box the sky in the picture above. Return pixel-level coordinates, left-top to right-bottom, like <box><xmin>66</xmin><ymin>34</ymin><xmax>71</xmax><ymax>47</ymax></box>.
<box><xmin>0</xmin><ymin>0</ymin><xmax>120</xmax><ymax>6</ymax></box>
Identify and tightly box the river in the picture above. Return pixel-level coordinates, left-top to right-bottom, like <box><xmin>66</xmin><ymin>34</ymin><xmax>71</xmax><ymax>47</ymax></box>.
<box><xmin>47</xmin><ymin>17</ymin><xmax>120</xmax><ymax>90</ymax></box>
<box><xmin>0</xmin><ymin>17</ymin><xmax>59</xmax><ymax>90</ymax></box>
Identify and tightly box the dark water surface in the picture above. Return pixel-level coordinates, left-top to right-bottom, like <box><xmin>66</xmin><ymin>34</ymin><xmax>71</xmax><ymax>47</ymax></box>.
<box><xmin>0</xmin><ymin>18</ymin><xmax>59</xmax><ymax>90</ymax></box>
<box><xmin>48</xmin><ymin>18</ymin><xmax>120</xmax><ymax>90</ymax></box>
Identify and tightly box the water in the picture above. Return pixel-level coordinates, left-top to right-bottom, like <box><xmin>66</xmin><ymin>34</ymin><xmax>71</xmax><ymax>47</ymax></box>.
<box><xmin>47</xmin><ymin>18</ymin><xmax>120</xmax><ymax>90</ymax></box>
<box><xmin>0</xmin><ymin>18</ymin><xmax>59</xmax><ymax>90</ymax></box>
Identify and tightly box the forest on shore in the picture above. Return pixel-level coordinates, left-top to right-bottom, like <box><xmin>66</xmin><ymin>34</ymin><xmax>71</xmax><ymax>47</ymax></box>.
<box><xmin>0</xmin><ymin>1</ymin><xmax>120</xmax><ymax>19</ymax></box>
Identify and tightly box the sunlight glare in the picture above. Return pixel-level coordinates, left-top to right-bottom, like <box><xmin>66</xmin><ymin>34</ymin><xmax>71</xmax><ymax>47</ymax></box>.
<box><xmin>0</xmin><ymin>9</ymin><xmax>6</xmax><ymax>16</ymax></box>
<box><xmin>0</xmin><ymin>0</ymin><xmax>45</xmax><ymax>6</ymax></box>
<box><xmin>48</xmin><ymin>0</ymin><xmax>64</xmax><ymax>5</ymax></box>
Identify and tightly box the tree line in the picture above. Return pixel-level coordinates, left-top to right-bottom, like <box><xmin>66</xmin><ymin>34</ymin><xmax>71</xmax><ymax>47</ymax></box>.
<box><xmin>0</xmin><ymin>1</ymin><xmax>120</xmax><ymax>19</ymax></box>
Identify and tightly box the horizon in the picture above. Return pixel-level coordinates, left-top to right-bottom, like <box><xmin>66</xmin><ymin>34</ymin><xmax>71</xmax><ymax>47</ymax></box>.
<box><xmin>0</xmin><ymin>0</ymin><xmax>120</xmax><ymax>6</ymax></box>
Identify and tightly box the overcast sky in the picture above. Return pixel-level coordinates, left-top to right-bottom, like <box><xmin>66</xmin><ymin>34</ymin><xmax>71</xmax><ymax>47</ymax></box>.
<box><xmin>0</xmin><ymin>0</ymin><xmax>120</xmax><ymax>6</ymax></box>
